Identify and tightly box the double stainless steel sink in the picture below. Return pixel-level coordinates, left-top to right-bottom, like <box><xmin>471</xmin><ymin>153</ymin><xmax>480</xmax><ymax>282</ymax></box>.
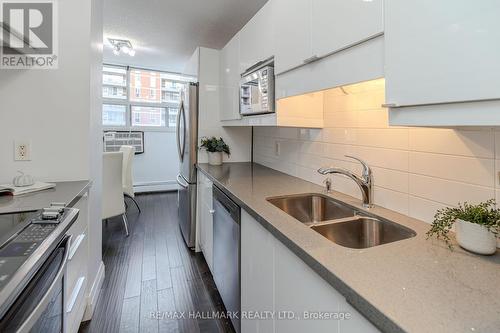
<box><xmin>267</xmin><ymin>194</ymin><xmax>416</xmax><ymax>249</ymax></box>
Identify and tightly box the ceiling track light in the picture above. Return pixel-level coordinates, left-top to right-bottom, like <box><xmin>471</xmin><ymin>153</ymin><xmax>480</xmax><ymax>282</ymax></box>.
<box><xmin>108</xmin><ymin>38</ymin><xmax>135</xmax><ymax>57</ymax></box>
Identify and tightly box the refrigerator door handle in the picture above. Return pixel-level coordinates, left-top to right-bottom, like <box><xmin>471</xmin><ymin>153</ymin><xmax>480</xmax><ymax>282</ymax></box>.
<box><xmin>176</xmin><ymin>101</ymin><xmax>186</xmax><ymax>162</ymax></box>
<box><xmin>176</xmin><ymin>174</ymin><xmax>189</xmax><ymax>188</ymax></box>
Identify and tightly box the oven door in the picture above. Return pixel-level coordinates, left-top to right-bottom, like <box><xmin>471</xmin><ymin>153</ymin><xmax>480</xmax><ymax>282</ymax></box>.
<box><xmin>0</xmin><ymin>235</ymin><xmax>71</xmax><ymax>333</ymax></box>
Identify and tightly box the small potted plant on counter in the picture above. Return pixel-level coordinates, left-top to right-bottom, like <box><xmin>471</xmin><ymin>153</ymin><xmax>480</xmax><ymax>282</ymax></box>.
<box><xmin>426</xmin><ymin>199</ymin><xmax>500</xmax><ymax>255</ymax></box>
<box><xmin>200</xmin><ymin>136</ymin><xmax>230</xmax><ymax>166</ymax></box>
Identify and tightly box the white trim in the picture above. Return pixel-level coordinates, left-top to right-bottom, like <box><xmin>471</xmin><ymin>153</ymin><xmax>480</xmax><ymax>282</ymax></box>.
<box><xmin>134</xmin><ymin>180</ymin><xmax>178</xmax><ymax>193</ymax></box>
<box><xmin>82</xmin><ymin>260</ymin><xmax>105</xmax><ymax>321</ymax></box>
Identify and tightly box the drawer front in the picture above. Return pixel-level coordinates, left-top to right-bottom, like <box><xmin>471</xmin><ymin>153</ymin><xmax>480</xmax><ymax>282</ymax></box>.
<box><xmin>65</xmin><ymin>276</ymin><xmax>87</xmax><ymax>333</ymax></box>
<box><xmin>66</xmin><ymin>229</ymin><xmax>88</xmax><ymax>296</ymax></box>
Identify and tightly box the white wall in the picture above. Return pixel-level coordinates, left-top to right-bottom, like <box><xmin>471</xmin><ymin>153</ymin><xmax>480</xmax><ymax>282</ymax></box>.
<box><xmin>133</xmin><ymin>131</ymin><xmax>179</xmax><ymax>192</ymax></box>
<box><xmin>0</xmin><ymin>0</ymin><xmax>104</xmax><ymax>317</ymax></box>
<box><xmin>254</xmin><ymin>78</ymin><xmax>500</xmax><ymax>224</ymax></box>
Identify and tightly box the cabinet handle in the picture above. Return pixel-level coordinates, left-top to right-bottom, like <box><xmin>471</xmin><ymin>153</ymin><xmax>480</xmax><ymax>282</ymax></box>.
<box><xmin>303</xmin><ymin>55</ymin><xmax>319</xmax><ymax>64</ymax></box>
<box><xmin>68</xmin><ymin>234</ymin><xmax>85</xmax><ymax>260</ymax></box>
<box><xmin>209</xmin><ymin>209</ymin><xmax>215</xmax><ymax>215</ymax></box>
<box><xmin>381</xmin><ymin>103</ymin><xmax>400</xmax><ymax>108</ymax></box>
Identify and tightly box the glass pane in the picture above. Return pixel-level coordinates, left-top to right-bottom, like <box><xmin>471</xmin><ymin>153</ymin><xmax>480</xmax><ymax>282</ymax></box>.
<box><xmin>129</xmin><ymin>69</ymin><xmax>161</xmax><ymax>103</ymax></box>
<box><xmin>103</xmin><ymin>104</ymin><xmax>127</xmax><ymax>126</ymax></box>
<box><xmin>168</xmin><ymin>107</ymin><xmax>179</xmax><ymax>127</ymax></box>
<box><xmin>102</xmin><ymin>86</ymin><xmax>127</xmax><ymax>100</ymax></box>
<box><xmin>131</xmin><ymin>106</ymin><xmax>166</xmax><ymax>127</ymax></box>
<box><xmin>103</xmin><ymin>68</ymin><xmax>126</xmax><ymax>86</ymax></box>
<box><xmin>102</xmin><ymin>66</ymin><xmax>127</xmax><ymax>100</ymax></box>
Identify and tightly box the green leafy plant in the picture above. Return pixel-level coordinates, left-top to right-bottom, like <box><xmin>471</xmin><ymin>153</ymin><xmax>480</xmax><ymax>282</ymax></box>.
<box><xmin>200</xmin><ymin>136</ymin><xmax>230</xmax><ymax>156</ymax></box>
<box><xmin>426</xmin><ymin>199</ymin><xmax>500</xmax><ymax>249</ymax></box>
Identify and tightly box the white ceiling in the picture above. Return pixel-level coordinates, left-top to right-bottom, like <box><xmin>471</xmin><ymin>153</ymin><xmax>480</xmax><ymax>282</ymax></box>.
<box><xmin>103</xmin><ymin>0</ymin><xmax>268</xmax><ymax>73</ymax></box>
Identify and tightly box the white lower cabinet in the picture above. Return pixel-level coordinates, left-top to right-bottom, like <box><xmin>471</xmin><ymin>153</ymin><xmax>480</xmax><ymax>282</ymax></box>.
<box><xmin>65</xmin><ymin>193</ymin><xmax>89</xmax><ymax>333</ymax></box>
<box><xmin>197</xmin><ymin>171</ymin><xmax>214</xmax><ymax>272</ymax></box>
<box><xmin>241</xmin><ymin>210</ymin><xmax>275</xmax><ymax>333</ymax></box>
<box><xmin>241</xmin><ymin>210</ymin><xmax>380</xmax><ymax>333</ymax></box>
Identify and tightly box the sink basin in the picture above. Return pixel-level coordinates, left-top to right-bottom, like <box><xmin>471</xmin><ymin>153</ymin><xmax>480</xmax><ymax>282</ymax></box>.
<box><xmin>267</xmin><ymin>194</ymin><xmax>356</xmax><ymax>223</ymax></box>
<box><xmin>311</xmin><ymin>217</ymin><xmax>416</xmax><ymax>249</ymax></box>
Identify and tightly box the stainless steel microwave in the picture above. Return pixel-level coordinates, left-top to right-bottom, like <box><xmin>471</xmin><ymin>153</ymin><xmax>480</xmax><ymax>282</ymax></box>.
<box><xmin>240</xmin><ymin>65</ymin><xmax>274</xmax><ymax>116</ymax></box>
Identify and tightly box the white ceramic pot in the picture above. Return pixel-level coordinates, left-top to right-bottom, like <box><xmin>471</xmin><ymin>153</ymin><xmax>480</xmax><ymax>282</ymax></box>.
<box><xmin>12</xmin><ymin>171</ymin><xmax>34</xmax><ymax>187</ymax></box>
<box><xmin>208</xmin><ymin>152</ymin><xmax>223</xmax><ymax>166</ymax></box>
<box><xmin>455</xmin><ymin>219</ymin><xmax>497</xmax><ymax>255</ymax></box>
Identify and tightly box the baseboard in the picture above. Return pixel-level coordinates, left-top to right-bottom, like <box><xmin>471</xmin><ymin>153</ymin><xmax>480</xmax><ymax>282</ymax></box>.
<box><xmin>133</xmin><ymin>180</ymin><xmax>179</xmax><ymax>193</ymax></box>
<box><xmin>82</xmin><ymin>260</ymin><xmax>105</xmax><ymax>321</ymax></box>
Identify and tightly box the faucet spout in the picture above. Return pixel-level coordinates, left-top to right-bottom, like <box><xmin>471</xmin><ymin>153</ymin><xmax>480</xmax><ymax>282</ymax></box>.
<box><xmin>317</xmin><ymin>156</ymin><xmax>374</xmax><ymax>208</ymax></box>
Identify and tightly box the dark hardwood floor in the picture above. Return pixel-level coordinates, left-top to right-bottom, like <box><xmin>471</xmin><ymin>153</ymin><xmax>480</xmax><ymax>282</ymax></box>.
<box><xmin>79</xmin><ymin>192</ymin><xmax>235</xmax><ymax>333</ymax></box>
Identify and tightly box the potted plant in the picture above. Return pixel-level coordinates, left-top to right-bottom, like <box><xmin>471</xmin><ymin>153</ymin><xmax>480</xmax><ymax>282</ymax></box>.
<box><xmin>426</xmin><ymin>199</ymin><xmax>500</xmax><ymax>255</ymax></box>
<box><xmin>200</xmin><ymin>136</ymin><xmax>230</xmax><ymax>166</ymax></box>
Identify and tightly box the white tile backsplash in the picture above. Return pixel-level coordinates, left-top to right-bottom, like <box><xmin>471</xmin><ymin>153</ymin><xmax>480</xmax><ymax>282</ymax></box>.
<box><xmin>253</xmin><ymin>79</ymin><xmax>499</xmax><ymax>223</ymax></box>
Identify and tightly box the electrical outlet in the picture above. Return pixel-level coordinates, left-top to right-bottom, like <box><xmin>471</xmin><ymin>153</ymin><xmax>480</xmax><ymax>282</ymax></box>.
<box><xmin>14</xmin><ymin>141</ymin><xmax>31</xmax><ymax>161</ymax></box>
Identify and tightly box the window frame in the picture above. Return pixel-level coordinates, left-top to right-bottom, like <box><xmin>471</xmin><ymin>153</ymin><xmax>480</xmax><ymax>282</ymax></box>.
<box><xmin>102</xmin><ymin>64</ymin><xmax>193</xmax><ymax>132</ymax></box>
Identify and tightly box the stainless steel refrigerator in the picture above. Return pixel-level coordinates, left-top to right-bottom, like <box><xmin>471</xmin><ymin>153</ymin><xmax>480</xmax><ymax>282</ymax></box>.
<box><xmin>176</xmin><ymin>82</ymin><xmax>199</xmax><ymax>248</ymax></box>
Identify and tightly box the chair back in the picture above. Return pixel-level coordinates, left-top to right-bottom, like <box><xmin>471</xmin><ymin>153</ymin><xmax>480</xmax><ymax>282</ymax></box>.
<box><xmin>102</xmin><ymin>152</ymin><xmax>125</xmax><ymax>219</ymax></box>
<box><xmin>119</xmin><ymin>145</ymin><xmax>135</xmax><ymax>197</ymax></box>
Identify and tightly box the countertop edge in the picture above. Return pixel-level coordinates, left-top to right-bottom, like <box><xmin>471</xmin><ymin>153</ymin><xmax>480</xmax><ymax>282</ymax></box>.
<box><xmin>67</xmin><ymin>180</ymin><xmax>92</xmax><ymax>208</ymax></box>
<box><xmin>197</xmin><ymin>164</ymin><xmax>403</xmax><ymax>333</ymax></box>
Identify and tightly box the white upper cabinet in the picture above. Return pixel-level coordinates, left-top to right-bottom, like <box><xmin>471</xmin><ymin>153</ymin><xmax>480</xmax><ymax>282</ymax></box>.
<box><xmin>239</xmin><ymin>0</ymin><xmax>275</xmax><ymax>74</ymax></box>
<box><xmin>311</xmin><ymin>0</ymin><xmax>383</xmax><ymax>58</ymax></box>
<box><xmin>385</xmin><ymin>0</ymin><xmax>500</xmax><ymax>108</ymax></box>
<box><xmin>219</xmin><ymin>34</ymin><xmax>241</xmax><ymax>121</ymax></box>
<box><xmin>273</xmin><ymin>0</ymin><xmax>384</xmax><ymax>75</ymax></box>
<box><xmin>273</xmin><ymin>0</ymin><xmax>311</xmax><ymax>74</ymax></box>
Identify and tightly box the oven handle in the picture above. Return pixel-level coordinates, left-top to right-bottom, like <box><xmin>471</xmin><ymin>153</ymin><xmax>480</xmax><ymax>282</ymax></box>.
<box><xmin>16</xmin><ymin>234</ymin><xmax>72</xmax><ymax>333</ymax></box>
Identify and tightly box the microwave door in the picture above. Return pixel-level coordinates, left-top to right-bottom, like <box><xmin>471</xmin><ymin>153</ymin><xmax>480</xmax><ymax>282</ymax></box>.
<box><xmin>240</xmin><ymin>81</ymin><xmax>261</xmax><ymax>115</ymax></box>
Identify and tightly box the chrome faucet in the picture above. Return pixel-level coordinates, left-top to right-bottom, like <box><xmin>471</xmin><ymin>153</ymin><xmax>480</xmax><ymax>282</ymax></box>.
<box><xmin>317</xmin><ymin>155</ymin><xmax>374</xmax><ymax>208</ymax></box>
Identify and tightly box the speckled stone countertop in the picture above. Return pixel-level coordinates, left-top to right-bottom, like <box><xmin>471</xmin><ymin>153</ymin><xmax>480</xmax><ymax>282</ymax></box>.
<box><xmin>0</xmin><ymin>180</ymin><xmax>91</xmax><ymax>214</ymax></box>
<box><xmin>197</xmin><ymin>162</ymin><xmax>500</xmax><ymax>333</ymax></box>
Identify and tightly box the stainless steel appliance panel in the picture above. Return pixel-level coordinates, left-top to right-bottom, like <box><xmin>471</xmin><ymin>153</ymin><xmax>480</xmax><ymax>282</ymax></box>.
<box><xmin>177</xmin><ymin>174</ymin><xmax>197</xmax><ymax>248</ymax></box>
<box><xmin>212</xmin><ymin>186</ymin><xmax>240</xmax><ymax>333</ymax></box>
<box><xmin>0</xmin><ymin>235</ymin><xmax>71</xmax><ymax>333</ymax></box>
<box><xmin>177</xmin><ymin>82</ymin><xmax>199</xmax><ymax>249</ymax></box>
<box><xmin>177</xmin><ymin>82</ymin><xmax>199</xmax><ymax>184</ymax></box>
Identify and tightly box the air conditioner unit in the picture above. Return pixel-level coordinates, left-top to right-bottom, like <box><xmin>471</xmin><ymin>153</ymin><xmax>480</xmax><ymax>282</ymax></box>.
<box><xmin>103</xmin><ymin>131</ymin><xmax>144</xmax><ymax>154</ymax></box>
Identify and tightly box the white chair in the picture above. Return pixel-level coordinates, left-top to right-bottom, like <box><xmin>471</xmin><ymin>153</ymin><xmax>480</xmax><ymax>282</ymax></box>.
<box><xmin>102</xmin><ymin>152</ymin><xmax>129</xmax><ymax>236</ymax></box>
<box><xmin>119</xmin><ymin>145</ymin><xmax>141</xmax><ymax>213</ymax></box>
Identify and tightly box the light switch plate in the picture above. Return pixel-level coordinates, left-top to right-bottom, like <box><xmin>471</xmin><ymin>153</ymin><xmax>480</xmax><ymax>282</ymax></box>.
<box><xmin>14</xmin><ymin>141</ymin><xmax>31</xmax><ymax>161</ymax></box>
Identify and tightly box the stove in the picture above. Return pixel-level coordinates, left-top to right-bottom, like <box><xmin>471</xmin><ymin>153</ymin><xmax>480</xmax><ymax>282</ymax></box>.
<box><xmin>0</xmin><ymin>204</ymin><xmax>70</xmax><ymax>291</ymax></box>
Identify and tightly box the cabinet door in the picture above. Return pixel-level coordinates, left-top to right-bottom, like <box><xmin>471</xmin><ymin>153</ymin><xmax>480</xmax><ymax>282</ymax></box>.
<box><xmin>241</xmin><ymin>210</ymin><xmax>275</xmax><ymax>333</ymax></box>
<box><xmin>202</xmin><ymin>181</ymin><xmax>213</xmax><ymax>271</ymax></box>
<box><xmin>311</xmin><ymin>0</ymin><xmax>383</xmax><ymax>58</ymax></box>
<box><xmin>385</xmin><ymin>0</ymin><xmax>500</xmax><ymax>107</ymax></box>
<box><xmin>239</xmin><ymin>0</ymin><xmax>275</xmax><ymax>74</ymax></box>
<box><xmin>197</xmin><ymin>172</ymin><xmax>214</xmax><ymax>270</ymax></box>
<box><xmin>274</xmin><ymin>240</ymin><xmax>343</xmax><ymax>333</ymax></box>
<box><xmin>220</xmin><ymin>34</ymin><xmax>242</xmax><ymax>121</ymax></box>
<box><xmin>273</xmin><ymin>0</ymin><xmax>311</xmax><ymax>74</ymax></box>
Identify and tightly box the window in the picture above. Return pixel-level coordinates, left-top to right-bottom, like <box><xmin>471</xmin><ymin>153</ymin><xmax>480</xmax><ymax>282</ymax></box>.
<box><xmin>168</xmin><ymin>107</ymin><xmax>179</xmax><ymax>127</ymax></box>
<box><xmin>102</xmin><ymin>65</ymin><xmax>193</xmax><ymax>130</ymax></box>
<box><xmin>131</xmin><ymin>106</ymin><xmax>166</xmax><ymax>127</ymax></box>
<box><xmin>102</xmin><ymin>104</ymin><xmax>127</xmax><ymax>126</ymax></box>
<box><xmin>102</xmin><ymin>66</ymin><xmax>127</xmax><ymax>100</ymax></box>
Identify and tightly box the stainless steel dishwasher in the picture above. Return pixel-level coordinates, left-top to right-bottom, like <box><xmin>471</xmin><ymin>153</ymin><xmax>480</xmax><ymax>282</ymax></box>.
<box><xmin>212</xmin><ymin>185</ymin><xmax>240</xmax><ymax>333</ymax></box>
